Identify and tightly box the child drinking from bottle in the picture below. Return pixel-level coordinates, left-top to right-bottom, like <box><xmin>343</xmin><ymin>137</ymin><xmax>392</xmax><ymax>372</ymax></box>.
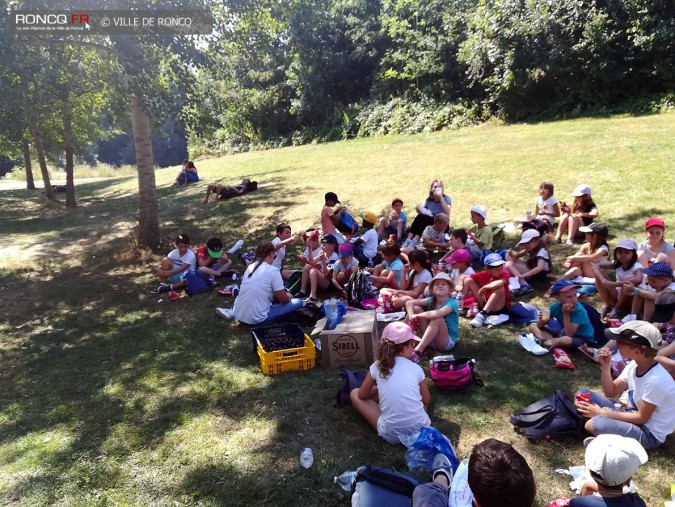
<box><xmin>350</xmin><ymin>322</ymin><xmax>431</xmax><ymax>445</ymax></box>
<box><xmin>405</xmin><ymin>272</ymin><xmax>459</xmax><ymax>362</ymax></box>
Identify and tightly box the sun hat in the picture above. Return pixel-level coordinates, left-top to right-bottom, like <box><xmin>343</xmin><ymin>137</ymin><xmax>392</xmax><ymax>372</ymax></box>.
<box><xmin>429</xmin><ymin>272</ymin><xmax>453</xmax><ymax>291</ymax></box>
<box><xmin>482</xmin><ymin>253</ymin><xmax>505</xmax><ymax>267</ymax></box>
<box><xmin>361</xmin><ymin>212</ymin><xmax>377</xmax><ymax>225</ymax></box>
<box><xmin>206</xmin><ymin>238</ymin><xmax>223</xmax><ymax>258</ymax></box>
<box><xmin>604</xmin><ymin>320</ymin><xmax>662</xmax><ymax>348</ymax></box>
<box><xmin>322</xmin><ymin>234</ymin><xmax>338</xmax><ymax>245</ymax></box>
<box><xmin>470</xmin><ymin>205</ymin><xmax>487</xmax><ymax>220</ymax></box>
<box><xmin>652</xmin><ymin>291</ymin><xmax>675</xmax><ymax>323</ymax></box>
<box><xmin>584</xmin><ymin>435</ymin><xmax>647</xmax><ymax>487</ymax></box>
<box><xmin>642</xmin><ymin>261</ymin><xmax>674</xmax><ymax>278</ymax></box>
<box><xmin>571</xmin><ymin>184</ymin><xmax>591</xmax><ymax>196</ymax></box>
<box><xmin>547</xmin><ymin>279</ymin><xmax>580</xmax><ymax>296</ymax></box>
<box><xmin>517</xmin><ymin>229</ymin><xmax>541</xmax><ymax>245</ymax></box>
<box><xmin>447</xmin><ymin>249</ymin><xmax>471</xmax><ymax>264</ymax></box>
<box><xmin>645</xmin><ymin>217</ymin><xmax>665</xmax><ymax>230</ymax></box>
<box><xmin>381</xmin><ymin>322</ymin><xmax>420</xmax><ymax>344</ymax></box>
<box><xmin>615</xmin><ymin>239</ymin><xmax>638</xmax><ymax>251</ymax></box>
<box><xmin>324</xmin><ymin>191</ymin><xmax>340</xmax><ymax>203</ymax></box>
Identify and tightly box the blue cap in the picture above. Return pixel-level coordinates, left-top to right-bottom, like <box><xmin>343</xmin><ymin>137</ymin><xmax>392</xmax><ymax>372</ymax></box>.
<box><xmin>642</xmin><ymin>262</ymin><xmax>673</xmax><ymax>279</ymax></box>
<box><xmin>483</xmin><ymin>253</ymin><xmax>505</xmax><ymax>267</ymax></box>
<box><xmin>547</xmin><ymin>279</ymin><xmax>580</xmax><ymax>296</ymax></box>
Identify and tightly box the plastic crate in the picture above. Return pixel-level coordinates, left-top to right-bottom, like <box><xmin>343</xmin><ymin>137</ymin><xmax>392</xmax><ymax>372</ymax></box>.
<box><xmin>252</xmin><ymin>324</ymin><xmax>316</xmax><ymax>375</ymax></box>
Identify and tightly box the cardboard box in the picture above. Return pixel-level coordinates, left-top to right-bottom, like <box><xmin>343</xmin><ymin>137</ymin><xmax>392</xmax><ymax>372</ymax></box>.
<box><xmin>312</xmin><ymin>310</ymin><xmax>379</xmax><ymax>368</ymax></box>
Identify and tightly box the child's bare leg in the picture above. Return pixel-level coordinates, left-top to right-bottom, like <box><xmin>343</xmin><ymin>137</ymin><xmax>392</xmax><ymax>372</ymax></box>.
<box><xmin>483</xmin><ymin>288</ymin><xmax>505</xmax><ymax>313</ymax></box>
<box><xmin>309</xmin><ymin>269</ymin><xmax>329</xmax><ymax>299</ymax></box>
<box><xmin>631</xmin><ymin>295</ymin><xmax>644</xmax><ymax>318</ymax></box>
<box><xmin>528</xmin><ymin>323</ymin><xmax>553</xmax><ymax>342</ymax></box>
<box><xmin>642</xmin><ymin>298</ymin><xmax>656</xmax><ymax>321</ymax></box>
<box><xmin>299</xmin><ymin>265</ymin><xmax>311</xmax><ymax>294</ymax></box>
<box><xmin>157</xmin><ymin>258</ymin><xmax>173</xmax><ymax>282</ymax></box>
<box><xmin>349</xmin><ymin>389</ymin><xmax>381</xmax><ymax>430</ymax></box>
<box><xmin>203</xmin><ymin>185</ymin><xmax>213</xmax><ymax>203</ymax></box>
<box><xmin>505</xmin><ymin>260</ymin><xmax>527</xmax><ymax>277</ymax></box>
<box><xmin>396</xmin><ymin>219</ymin><xmax>404</xmax><ymax>241</ymax></box>
<box><xmin>562</xmin><ymin>266</ymin><xmax>582</xmax><ymax>280</ymax></box>
<box><xmin>462</xmin><ymin>278</ymin><xmax>482</xmax><ymax>302</ymax></box>
<box><xmin>580</xmin><ymin>262</ymin><xmax>596</xmax><ymax>278</ymax></box>
<box><xmin>415</xmin><ymin>317</ymin><xmax>450</xmax><ymax>354</ymax></box>
<box><xmin>568</xmin><ymin>216</ymin><xmax>582</xmax><ymax>244</ymax></box>
<box><xmin>543</xmin><ymin>335</ymin><xmax>574</xmax><ymax>348</ymax></box>
<box><xmin>555</xmin><ymin>214</ymin><xmax>569</xmax><ymax>242</ymax></box>
<box><xmin>391</xmin><ymin>295</ymin><xmax>412</xmax><ymax>309</ymax></box>
<box><xmin>378</xmin><ymin>218</ymin><xmax>389</xmax><ymax>239</ymax></box>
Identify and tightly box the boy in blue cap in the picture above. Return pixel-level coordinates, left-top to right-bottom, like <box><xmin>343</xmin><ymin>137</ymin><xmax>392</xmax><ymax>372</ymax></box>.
<box><xmin>528</xmin><ymin>279</ymin><xmax>595</xmax><ymax>348</ymax></box>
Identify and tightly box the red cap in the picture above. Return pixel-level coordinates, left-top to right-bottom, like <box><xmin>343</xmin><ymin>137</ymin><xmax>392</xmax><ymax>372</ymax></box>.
<box><xmin>645</xmin><ymin>217</ymin><xmax>665</xmax><ymax>230</ymax></box>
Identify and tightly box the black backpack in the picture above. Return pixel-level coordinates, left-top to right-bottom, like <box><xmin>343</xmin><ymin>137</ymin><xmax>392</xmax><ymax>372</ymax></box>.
<box><xmin>346</xmin><ymin>269</ymin><xmax>376</xmax><ymax>309</ymax></box>
<box><xmin>351</xmin><ymin>465</ymin><xmax>421</xmax><ymax>506</ymax></box>
<box><xmin>293</xmin><ymin>305</ymin><xmax>325</xmax><ymax>326</ymax></box>
<box><xmin>522</xmin><ymin>218</ymin><xmax>551</xmax><ymax>237</ymax></box>
<box><xmin>510</xmin><ymin>390</ymin><xmax>585</xmax><ymax>441</ymax></box>
<box><xmin>336</xmin><ymin>368</ymin><xmax>368</xmax><ymax>406</ymax></box>
<box><xmin>579</xmin><ymin>302</ymin><xmax>608</xmax><ymax>348</ymax></box>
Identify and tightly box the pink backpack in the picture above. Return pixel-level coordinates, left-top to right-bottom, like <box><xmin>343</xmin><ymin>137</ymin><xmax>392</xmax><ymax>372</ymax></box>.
<box><xmin>429</xmin><ymin>357</ymin><xmax>483</xmax><ymax>390</ymax></box>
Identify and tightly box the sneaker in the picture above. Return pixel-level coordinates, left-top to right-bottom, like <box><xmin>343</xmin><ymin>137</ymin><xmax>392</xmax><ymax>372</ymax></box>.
<box><xmin>518</xmin><ymin>281</ymin><xmax>534</xmax><ymax>295</ymax></box>
<box><xmin>151</xmin><ymin>283</ymin><xmax>172</xmax><ymax>294</ymax></box>
<box><xmin>227</xmin><ymin>239</ymin><xmax>244</xmax><ymax>254</ymax></box>
<box><xmin>410</xmin><ymin>349</ymin><xmax>422</xmax><ymax>364</ymax></box>
<box><xmin>216</xmin><ymin>307</ymin><xmax>235</xmax><ymax>320</ymax></box>
<box><xmin>485</xmin><ymin>314</ymin><xmax>509</xmax><ymax>327</ymax></box>
<box><xmin>431</xmin><ymin>453</ymin><xmax>454</xmax><ymax>485</ymax></box>
<box><xmin>304</xmin><ymin>296</ymin><xmax>321</xmax><ymax>306</ymax></box>
<box><xmin>467</xmin><ymin>303</ymin><xmax>479</xmax><ymax>318</ymax></box>
<box><xmin>207</xmin><ymin>276</ymin><xmax>219</xmax><ymax>288</ymax></box>
<box><xmin>471</xmin><ymin>311</ymin><xmax>486</xmax><ymax>328</ymax></box>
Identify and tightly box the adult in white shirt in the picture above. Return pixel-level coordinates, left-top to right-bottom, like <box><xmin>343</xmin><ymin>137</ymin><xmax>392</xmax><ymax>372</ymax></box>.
<box><xmin>233</xmin><ymin>242</ymin><xmax>304</xmax><ymax>325</ymax></box>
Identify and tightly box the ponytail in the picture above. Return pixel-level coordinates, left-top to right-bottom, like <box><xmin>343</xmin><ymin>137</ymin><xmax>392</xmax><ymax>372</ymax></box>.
<box><xmin>376</xmin><ymin>339</ymin><xmax>411</xmax><ymax>379</ymax></box>
<box><xmin>248</xmin><ymin>241</ymin><xmax>275</xmax><ymax>278</ymax></box>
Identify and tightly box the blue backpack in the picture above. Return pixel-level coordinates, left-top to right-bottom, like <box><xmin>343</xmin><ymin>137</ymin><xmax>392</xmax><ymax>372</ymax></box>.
<box><xmin>579</xmin><ymin>302</ymin><xmax>607</xmax><ymax>347</ymax></box>
<box><xmin>337</xmin><ymin>210</ymin><xmax>359</xmax><ymax>235</ymax></box>
<box><xmin>184</xmin><ymin>269</ymin><xmax>210</xmax><ymax>296</ymax></box>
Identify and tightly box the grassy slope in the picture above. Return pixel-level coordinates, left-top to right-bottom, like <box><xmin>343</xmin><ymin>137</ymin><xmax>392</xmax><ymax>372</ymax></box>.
<box><xmin>0</xmin><ymin>111</ymin><xmax>674</xmax><ymax>506</ymax></box>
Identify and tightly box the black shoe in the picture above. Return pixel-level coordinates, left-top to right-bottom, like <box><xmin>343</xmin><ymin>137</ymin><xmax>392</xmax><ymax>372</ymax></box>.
<box><xmin>151</xmin><ymin>283</ymin><xmax>172</xmax><ymax>294</ymax></box>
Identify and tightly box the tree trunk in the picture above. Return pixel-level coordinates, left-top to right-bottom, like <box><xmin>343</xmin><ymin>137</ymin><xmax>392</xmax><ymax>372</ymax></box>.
<box><xmin>30</xmin><ymin>119</ymin><xmax>54</xmax><ymax>200</ymax></box>
<box><xmin>130</xmin><ymin>94</ymin><xmax>160</xmax><ymax>248</ymax></box>
<box><xmin>63</xmin><ymin>102</ymin><xmax>77</xmax><ymax>208</ymax></box>
<box><xmin>22</xmin><ymin>138</ymin><xmax>36</xmax><ymax>190</ymax></box>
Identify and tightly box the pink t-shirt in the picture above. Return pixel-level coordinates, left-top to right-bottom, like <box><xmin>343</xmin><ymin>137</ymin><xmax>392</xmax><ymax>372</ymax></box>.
<box><xmin>321</xmin><ymin>205</ymin><xmax>336</xmax><ymax>234</ymax></box>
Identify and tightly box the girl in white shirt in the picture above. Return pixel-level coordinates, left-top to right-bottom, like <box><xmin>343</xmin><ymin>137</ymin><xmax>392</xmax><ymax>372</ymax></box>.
<box><xmin>350</xmin><ymin>322</ymin><xmax>431</xmax><ymax>445</ymax></box>
<box><xmin>593</xmin><ymin>238</ymin><xmax>643</xmax><ymax>318</ymax></box>
<box><xmin>561</xmin><ymin>222</ymin><xmax>610</xmax><ymax>281</ymax></box>
<box><xmin>534</xmin><ymin>181</ymin><xmax>560</xmax><ymax>225</ymax></box>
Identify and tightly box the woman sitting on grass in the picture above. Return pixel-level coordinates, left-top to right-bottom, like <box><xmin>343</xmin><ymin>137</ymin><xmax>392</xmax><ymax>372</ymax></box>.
<box><xmin>350</xmin><ymin>322</ymin><xmax>431</xmax><ymax>445</ymax></box>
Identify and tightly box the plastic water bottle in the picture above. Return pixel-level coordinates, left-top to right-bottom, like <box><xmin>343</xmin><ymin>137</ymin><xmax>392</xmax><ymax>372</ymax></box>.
<box><xmin>300</xmin><ymin>448</ymin><xmax>314</xmax><ymax>469</ymax></box>
<box><xmin>455</xmin><ymin>293</ymin><xmax>464</xmax><ymax>311</ymax></box>
<box><xmin>367</xmin><ymin>258</ymin><xmax>374</xmax><ymax>268</ymax></box>
<box><xmin>334</xmin><ymin>470</ymin><xmax>357</xmax><ymax>491</ymax></box>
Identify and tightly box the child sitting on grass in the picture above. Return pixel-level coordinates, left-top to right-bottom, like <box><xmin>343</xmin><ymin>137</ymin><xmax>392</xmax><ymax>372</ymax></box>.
<box><xmin>405</xmin><ymin>273</ymin><xmax>459</xmax><ymax>362</ymax></box>
<box><xmin>459</xmin><ymin>253</ymin><xmax>510</xmax><ymax>328</ymax></box>
<box><xmin>412</xmin><ymin>213</ymin><xmax>449</xmax><ymax>256</ymax></box>
<box><xmin>377</xmin><ymin>197</ymin><xmax>407</xmax><ymax>243</ymax></box>
<box><xmin>350</xmin><ymin>322</ymin><xmax>431</xmax><ymax>445</ymax></box>
<box><xmin>569</xmin><ymin>434</ymin><xmax>648</xmax><ymax>506</ymax></box>
<box><xmin>592</xmin><ymin>238</ymin><xmax>642</xmax><ymax>319</ymax></box>
<box><xmin>637</xmin><ymin>217</ymin><xmax>675</xmax><ymax>268</ymax></box>
<box><xmin>621</xmin><ymin>261</ymin><xmax>675</xmax><ymax>322</ymax></box>
<box><xmin>352</xmin><ymin>212</ymin><xmax>380</xmax><ymax>267</ymax></box>
<box><xmin>381</xmin><ymin>249</ymin><xmax>432</xmax><ymax>309</ymax></box>
<box><xmin>293</xmin><ymin>229</ymin><xmax>323</xmax><ymax>299</ymax></box>
<box><xmin>331</xmin><ymin>242</ymin><xmax>359</xmax><ymax>297</ymax></box>
<box><xmin>440</xmin><ymin>228</ymin><xmax>469</xmax><ymax>262</ymax></box>
<box><xmin>533</xmin><ymin>181</ymin><xmax>560</xmax><ymax>226</ymax></box>
<box><xmin>371</xmin><ymin>242</ymin><xmax>404</xmax><ymax>289</ymax></box>
<box><xmin>153</xmin><ymin>233</ymin><xmax>197</xmax><ymax>293</ymax></box>
<box><xmin>561</xmin><ymin>222</ymin><xmax>609</xmax><ymax>282</ymax></box>
<box><xmin>467</xmin><ymin>205</ymin><xmax>493</xmax><ymax>261</ymax></box>
<box><xmin>528</xmin><ymin>279</ymin><xmax>596</xmax><ymax>349</ymax></box>
<box><xmin>272</xmin><ymin>223</ymin><xmax>302</xmax><ymax>280</ymax></box>
<box><xmin>196</xmin><ymin>237</ymin><xmax>233</xmax><ymax>281</ymax></box>
<box><xmin>505</xmin><ymin>229</ymin><xmax>551</xmax><ymax>294</ymax></box>
<box><xmin>301</xmin><ymin>233</ymin><xmax>339</xmax><ymax>305</ymax></box>
<box><xmin>575</xmin><ymin>320</ymin><xmax>675</xmax><ymax>449</ymax></box>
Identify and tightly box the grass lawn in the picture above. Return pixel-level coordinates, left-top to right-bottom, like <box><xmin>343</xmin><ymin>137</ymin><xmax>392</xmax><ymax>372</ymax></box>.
<box><xmin>1</xmin><ymin>111</ymin><xmax>674</xmax><ymax>506</ymax></box>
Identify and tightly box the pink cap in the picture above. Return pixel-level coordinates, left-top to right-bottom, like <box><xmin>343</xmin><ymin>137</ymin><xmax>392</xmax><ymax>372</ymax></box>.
<box><xmin>645</xmin><ymin>217</ymin><xmax>665</xmax><ymax>230</ymax></box>
<box><xmin>447</xmin><ymin>249</ymin><xmax>471</xmax><ymax>264</ymax></box>
<box><xmin>381</xmin><ymin>322</ymin><xmax>421</xmax><ymax>345</ymax></box>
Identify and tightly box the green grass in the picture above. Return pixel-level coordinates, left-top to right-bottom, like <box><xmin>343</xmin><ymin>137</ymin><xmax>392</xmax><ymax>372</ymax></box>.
<box><xmin>1</xmin><ymin>111</ymin><xmax>674</xmax><ymax>506</ymax></box>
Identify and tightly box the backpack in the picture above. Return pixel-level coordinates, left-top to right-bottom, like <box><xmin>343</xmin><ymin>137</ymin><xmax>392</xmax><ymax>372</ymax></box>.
<box><xmin>183</xmin><ymin>269</ymin><xmax>211</xmax><ymax>296</ymax></box>
<box><xmin>510</xmin><ymin>390</ymin><xmax>585</xmax><ymax>441</ymax></box>
<box><xmin>351</xmin><ymin>465</ymin><xmax>421</xmax><ymax>507</ymax></box>
<box><xmin>283</xmin><ymin>271</ymin><xmax>302</xmax><ymax>294</ymax></box>
<box><xmin>336</xmin><ymin>368</ymin><xmax>368</xmax><ymax>406</ymax></box>
<box><xmin>491</xmin><ymin>224</ymin><xmax>506</xmax><ymax>249</ymax></box>
<box><xmin>239</xmin><ymin>250</ymin><xmax>256</xmax><ymax>266</ymax></box>
<box><xmin>346</xmin><ymin>269</ymin><xmax>377</xmax><ymax>309</ymax></box>
<box><xmin>293</xmin><ymin>305</ymin><xmax>325</xmax><ymax>326</ymax></box>
<box><xmin>337</xmin><ymin>209</ymin><xmax>359</xmax><ymax>236</ymax></box>
<box><xmin>429</xmin><ymin>357</ymin><xmax>484</xmax><ymax>391</ymax></box>
<box><xmin>579</xmin><ymin>302</ymin><xmax>608</xmax><ymax>347</ymax></box>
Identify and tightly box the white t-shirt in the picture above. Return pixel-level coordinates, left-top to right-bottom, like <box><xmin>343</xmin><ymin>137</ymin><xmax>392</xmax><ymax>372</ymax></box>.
<box><xmin>616</xmin><ymin>261</ymin><xmax>642</xmax><ymax>282</ymax></box>
<box><xmin>357</xmin><ymin>229</ymin><xmax>379</xmax><ymax>259</ymax></box>
<box><xmin>535</xmin><ymin>195</ymin><xmax>559</xmax><ymax>224</ymax></box>
<box><xmin>638</xmin><ymin>240</ymin><xmax>675</xmax><ymax>260</ymax></box>
<box><xmin>410</xmin><ymin>268</ymin><xmax>432</xmax><ymax>289</ymax></box>
<box><xmin>302</xmin><ymin>245</ymin><xmax>323</xmax><ymax>260</ymax></box>
<box><xmin>272</xmin><ymin>237</ymin><xmax>285</xmax><ymax>270</ymax></box>
<box><xmin>334</xmin><ymin>257</ymin><xmax>359</xmax><ymax>274</ymax></box>
<box><xmin>370</xmin><ymin>357</ymin><xmax>431</xmax><ymax>444</ymax></box>
<box><xmin>618</xmin><ymin>362</ymin><xmax>675</xmax><ymax>443</ymax></box>
<box><xmin>233</xmin><ymin>262</ymin><xmax>285</xmax><ymax>325</ymax></box>
<box><xmin>168</xmin><ymin>248</ymin><xmax>197</xmax><ymax>270</ymax></box>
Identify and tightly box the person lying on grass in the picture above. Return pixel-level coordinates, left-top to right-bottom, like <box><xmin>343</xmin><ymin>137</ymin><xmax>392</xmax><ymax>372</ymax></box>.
<box><xmin>528</xmin><ymin>279</ymin><xmax>596</xmax><ymax>349</ymax></box>
<box><xmin>405</xmin><ymin>272</ymin><xmax>459</xmax><ymax>363</ymax></box>
<box><xmin>575</xmin><ymin>321</ymin><xmax>675</xmax><ymax>450</ymax></box>
<box><xmin>203</xmin><ymin>177</ymin><xmax>254</xmax><ymax>203</ymax></box>
<box><xmin>350</xmin><ymin>322</ymin><xmax>431</xmax><ymax>445</ymax></box>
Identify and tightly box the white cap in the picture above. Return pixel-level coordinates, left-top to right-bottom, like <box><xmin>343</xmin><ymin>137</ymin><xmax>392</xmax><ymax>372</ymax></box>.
<box><xmin>584</xmin><ymin>435</ymin><xmax>648</xmax><ymax>486</ymax></box>
<box><xmin>470</xmin><ymin>205</ymin><xmax>487</xmax><ymax>220</ymax></box>
<box><xmin>571</xmin><ymin>184</ymin><xmax>591</xmax><ymax>196</ymax></box>
<box><xmin>517</xmin><ymin>229</ymin><xmax>541</xmax><ymax>245</ymax></box>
